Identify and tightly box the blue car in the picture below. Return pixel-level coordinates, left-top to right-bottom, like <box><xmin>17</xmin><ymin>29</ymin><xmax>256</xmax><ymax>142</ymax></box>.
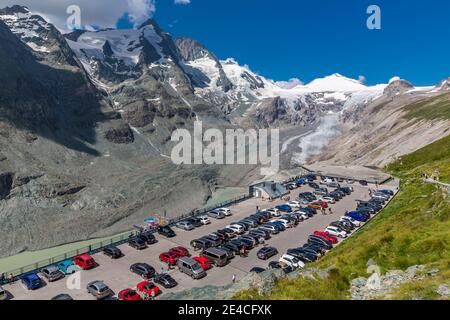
<box><xmin>346</xmin><ymin>211</ymin><xmax>369</xmax><ymax>222</ymax></box>
<box><xmin>21</xmin><ymin>273</ymin><xmax>43</xmax><ymax>290</ymax></box>
<box><xmin>275</xmin><ymin>205</ymin><xmax>292</xmax><ymax>213</ymax></box>
<box><xmin>378</xmin><ymin>189</ymin><xmax>394</xmax><ymax>196</ymax></box>
<box><xmin>57</xmin><ymin>259</ymin><xmax>78</xmax><ymax>275</ymax></box>
<box><xmin>270</xmin><ymin>221</ymin><xmax>286</xmax><ymax>232</ymax></box>
<box><xmin>296</xmin><ymin>179</ymin><xmax>306</xmax><ymax>186</ymax></box>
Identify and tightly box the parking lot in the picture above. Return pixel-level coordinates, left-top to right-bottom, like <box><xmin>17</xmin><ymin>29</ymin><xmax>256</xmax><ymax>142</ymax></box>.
<box><xmin>4</xmin><ymin>180</ymin><xmax>397</xmax><ymax>300</ymax></box>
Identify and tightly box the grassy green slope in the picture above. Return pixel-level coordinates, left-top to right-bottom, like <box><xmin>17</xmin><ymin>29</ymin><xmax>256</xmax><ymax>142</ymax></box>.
<box><xmin>403</xmin><ymin>92</ymin><xmax>450</xmax><ymax>121</ymax></box>
<box><xmin>236</xmin><ymin>135</ymin><xmax>450</xmax><ymax>300</ymax></box>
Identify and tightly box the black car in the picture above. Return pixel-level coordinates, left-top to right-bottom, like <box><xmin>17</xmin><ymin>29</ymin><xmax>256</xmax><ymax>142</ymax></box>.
<box><xmin>337</xmin><ymin>187</ymin><xmax>352</xmax><ymax>195</ymax></box>
<box><xmin>51</xmin><ymin>294</ymin><xmax>73</xmax><ymax>300</ymax></box>
<box><xmin>257</xmin><ymin>247</ymin><xmax>278</xmax><ymax>260</ymax></box>
<box><xmin>130</xmin><ymin>263</ymin><xmax>155</xmax><ymax>279</ymax></box>
<box><xmin>240</xmin><ymin>219</ymin><xmax>258</xmax><ymax>229</ymax></box>
<box><xmin>187</xmin><ymin>218</ymin><xmax>203</xmax><ymax>228</ymax></box>
<box><xmin>330</xmin><ymin>221</ymin><xmax>353</xmax><ymax>233</ymax></box>
<box><xmin>203</xmin><ymin>234</ymin><xmax>222</xmax><ymax>247</ymax></box>
<box><xmin>129</xmin><ymin>238</ymin><xmax>147</xmax><ymax>250</ymax></box>
<box><xmin>139</xmin><ymin>232</ymin><xmax>158</xmax><ymax>245</ymax></box>
<box><xmin>102</xmin><ymin>245</ymin><xmax>123</xmax><ymax>259</ymax></box>
<box><xmin>308</xmin><ymin>182</ymin><xmax>320</xmax><ymax>189</ymax></box>
<box><xmin>217</xmin><ymin>245</ymin><xmax>235</xmax><ymax>259</ymax></box>
<box><xmin>222</xmin><ymin>242</ymin><xmax>241</xmax><ymax>254</ymax></box>
<box><xmin>303</xmin><ymin>243</ymin><xmax>326</xmax><ymax>256</ymax></box>
<box><xmin>287</xmin><ymin>249</ymin><xmax>317</xmax><ymax>263</ymax></box>
<box><xmin>357</xmin><ymin>207</ymin><xmax>375</xmax><ymax>215</ymax></box>
<box><xmin>249</xmin><ymin>229</ymin><xmax>271</xmax><ymax>240</ymax></box>
<box><xmin>359</xmin><ymin>180</ymin><xmax>368</xmax><ymax>186</ymax></box>
<box><xmin>238</xmin><ymin>237</ymin><xmax>254</xmax><ymax>250</ymax></box>
<box><xmin>157</xmin><ymin>226</ymin><xmax>176</xmax><ymax>238</ymax></box>
<box><xmin>190</xmin><ymin>238</ymin><xmax>213</xmax><ymax>250</ymax></box>
<box><xmin>154</xmin><ymin>273</ymin><xmax>178</xmax><ymax>288</ymax></box>
<box><xmin>249</xmin><ymin>267</ymin><xmax>266</xmax><ymax>274</ymax></box>
<box><xmin>308</xmin><ymin>235</ymin><xmax>333</xmax><ymax>250</ymax></box>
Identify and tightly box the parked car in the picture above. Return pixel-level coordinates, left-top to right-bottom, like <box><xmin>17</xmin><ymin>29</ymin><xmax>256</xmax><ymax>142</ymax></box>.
<box><xmin>287</xmin><ymin>249</ymin><xmax>317</xmax><ymax>263</ymax></box>
<box><xmin>340</xmin><ymin>216</ymin><xmax>361</xmax><ymax>227</ymax></box>
<box><xmin>314</xmin><ymin>231</ymin><xmax>338</xmax><ymax>244</ymax></box>
<box><xmin>176</xmin><ymin>220</ymin><xmax>195</xmax><ymax>231</ymax></box>
<box><xmin>187</xmin><ymin>217</ymin><xmax>203</xmax><ymax>228</ymax></box>
<box><xmin>190</xmin><ymin>238</ymin><xmax>213</xmax><ymax>250</ymax></box>
<box><xmin>41</xmin><ymin>265</ymin><xmax>65</xmax><ymax>282</ymax></box>
<box><xmin>74</xmin><ymin>254</ymin><xmax>96</xmax><ymax>270</ymax></box>
<box><xmin>226</xmin><ymin>224</ymin><xmax>245</xmax><ymax>235</ymax></box>
<box><xmin>51</xmin><ymin>294</ymin><xmax>73</xmax><ymax>300</ymax></box>
<box><xmin>279</xmin><ymin>254</ymin><xmax>304</xmax><ymax>269</ymax></box>
<box><xmin>169</xmin><ymin>246</ymin><xmax>191</xmax><ymax>257</ymax></box>
<box><xmin>314</xmin><ymin>188</ymin><xmax>328</xmax><ymax>196</ymax></box>
<box><xmin>139</xmin><ymin>232</ymin><xmax>157</xmax><ymax>245</ymax></box>
<box><xmin>378</xmin><ymin>189</ymin><xmax>394</xmax><ymax>196</ymax></box>
<box><xmin>260</xmin><ymin>224</ymin><xmax>280</xmax><ymax>234</ymax></box>
<box><xmin>325</xmin><ymin>226</ymin><xmax>347</xmax><ymax>238</ymax></box>
<box><xmin>192</xmin><ymin>256</ymin><xmax>213</xmax><ymax>271</ymax></box>
<box><xmin>346</xmin><ymin>211</ymin><xmax>369</xmax><ymax>222</ymax></box>
<box><xmin>159</xmin><ymin>252</ymin><xmax>180</xmax><ymax>266</ymax></box>
<box><xmin>130</xmin><ymin>263</ymin><xmax>156</xmax><ymax>279</ymax></box>
<box><xmin>270</xmin><ymin>221</ymin><xmax>286</xmax><ymax>232</ymax></box>
<box><xmin>275</xmin><ymin>204</ymin><xmax>292</xmax><ymax>213</ymax></box>
<box><xmin>217</xmin><ymin>246</ymin><xmax>235</xmax><ymax>259</ymax></box>
<box><xmin>136</xmin><ymin>281</ymin><xmax>161</xmax><ymax>298</ymax></box>
<box><xmin>249</xmin><ymin>267</ymin><xmax>266</xmax><ymax>274</ymax></box>
<box><xmin>57</xmin><ymin>259</ymin><xmax>78</xmax><ymax>275</ymax></box>
<box><xmin>129</xmin><ymin>238</ymin><xmax>148</xmax><ymax>250</ymax></box>
<box><xmin>201</xmin><ymin>248</ymin><xmax>229</xmax><ymax>267</ymax></box>
<box><xmin>286</xmin><ymin>200</ymin><xmax>302</xmax><ymax>208</ymax></box>
<box><xmin>203</xmin><ymin>234</ymin><xmax>223</xmax><ymax>247</ymax></box>
<box><xmin>330</xmin><ymin>221</ymin><xmax>353</xmax><ymax>233</ymax></box>
<box><xmin>240</xmin><ymin>219</ymin><xmax>259</xmax><ymax>228</ymax></box>
<box><xmin>21</xmin><ymin>273</ymin><xmax>43</xmax><ymax>290</ymax></box>
<box><xmin>157</xmin><ymin>226</ymin><xmax>176</xmax><ymax>238</ymax></box>
<box><xmin>198</xmin><ymin>215</ymin><xmax>211</xmax><ymax>225</ymax></box>
<box><xmin>359</xmin><ymin>180</ymin><xmax>368</xmax><ymax>186</ymax></box>
<box><xmin>217</xmin><ymin>228</ymin><xmax>237</xmax><ymax>239</ymax></box>
<box><xmin>118</xmin><ymin>288</ymin><xmax>141</xmax><ymax>301</ymax></box>
<box><xmin>154</xmin><ymin>273</ymin><xmax>178</xmax><ymax>288</ymax></box>
<box><xmin>308</xmin><ymin>235</ymin><xmax>333</xmax><ymax>250</ymax></box>
<box><xmin>262</xmin><ymin>208</ymin><xmax>281</xmax><ymax>217</ymax></box>
<box><xmin>257</xmin><ymin>247</ymin><xmax>279</xmax><ymax>260</ymax></box>
<box><xmin>177</xmin><ymin>257</ymin><xmax>207</xmax><ymax>279</ymax></box>
<box><xmin>320</xmin><ymin>196</ymin><xmax>336</xmax><ymax>204</ymax></box>
<box><xmin>207</xmin><ymin>210</ymin><xmax>225</xmax><ymax>219</ymax></box>
<box><xmin>218</xmin><ymin>208</ymin><xmax>232</xmax><ymax>216</ymax></box>
<box><xmin>86</xmin><ymin>281</ymin><xmax>114</xmax><ymax>300</ymax></box>
<box><xmin>102</xmin><ymin>245</ymin><xmax>123</xmax><ymax>259</ymax></box>
<box><xmin>307</xmin><ymin>203</ymin><xmax>322</xmax><ymax>210</ymax></box>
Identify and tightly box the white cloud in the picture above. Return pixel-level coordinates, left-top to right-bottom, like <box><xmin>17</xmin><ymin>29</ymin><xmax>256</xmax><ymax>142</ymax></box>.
<box><xmin>174</xmin><ymin>0</ymin><xmax>191</xmax><ymax>4</ymax></box>
<box><xmin>275</xmin><ymin>78</ymin><xmax>304</xmax><ymax>89</ymax></box>
<box><xmin>358</xmin><ymin>75</ymin><xmax>366</xmax><ymax>84</ymax></box>
<box><xmin>0</xmin><ymin>0</ymin><xmax>156</xmax><ymax>31</ymax></box>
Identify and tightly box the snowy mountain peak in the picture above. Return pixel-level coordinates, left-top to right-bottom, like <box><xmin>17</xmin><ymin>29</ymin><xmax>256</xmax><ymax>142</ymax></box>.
<box><xmin>304</xmin><ymin>73</ymin><xmax>368</xmax><ymax>93</ymax></box>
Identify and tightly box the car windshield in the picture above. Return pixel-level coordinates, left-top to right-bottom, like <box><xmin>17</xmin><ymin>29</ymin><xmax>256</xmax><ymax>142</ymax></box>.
<box><xmin>192</xmin><ymin>264</ymin><xmax>203</xmax><ymax>271</ymax></box>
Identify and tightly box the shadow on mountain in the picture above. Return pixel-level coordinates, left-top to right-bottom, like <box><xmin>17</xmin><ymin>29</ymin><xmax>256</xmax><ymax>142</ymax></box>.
<box><xmin>0</xmin><ymin>20</ymin><xmax>107</xmax><ymax>156</ymax></box>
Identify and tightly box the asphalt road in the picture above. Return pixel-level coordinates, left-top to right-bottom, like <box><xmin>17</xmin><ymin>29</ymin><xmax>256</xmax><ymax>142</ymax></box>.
<box><xmin>4</xmin><ymin>181</ymin><xmax>397</xmax><ymax>300</ymax></box>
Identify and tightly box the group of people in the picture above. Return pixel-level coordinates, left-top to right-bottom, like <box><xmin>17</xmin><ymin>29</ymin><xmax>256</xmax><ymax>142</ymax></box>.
<box><xmin>0</xmin><ymin>273</ymin><xmax>14</xmax><ymax>285</ymax></box>
<box><xmin>321</xmin><ymin>207</ymin><xmax>333</xmax><ymax>215</ymax></box>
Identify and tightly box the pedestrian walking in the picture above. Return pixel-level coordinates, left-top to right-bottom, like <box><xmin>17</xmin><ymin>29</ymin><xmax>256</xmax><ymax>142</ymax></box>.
<box><xmin>322</xmin><ymin>207</ymin><xmax>326</xmax><ymax>215</ymax></box>
<box><xmin>232</xmin><ymin>274</ymin><xmax>236</xmax><ymax>283</ymax></box>
<box><xmin>0</xmin><ymin>273</ymin><xmax>5</xmax><ymax>285</ymax></box>
<box><xmin>328</xmin><ymin>207</ymin><xmax>333</xmax><ymax>215</ymax></box>
<box><xmin>8</xmin><ymin>273</ymin><xmax>14</xmax><ymax>285</ymax></box>
<box><xmin>256</xmin><ymin>206</ymin><xmax>259</xmax><ymax>212</ymax></box>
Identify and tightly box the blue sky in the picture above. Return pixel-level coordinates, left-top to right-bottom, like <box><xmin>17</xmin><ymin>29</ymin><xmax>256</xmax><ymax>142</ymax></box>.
<box><xmin>144</xmin><ymin>0</ymin><xmax>449</xmax><ymax>86</ymax></box>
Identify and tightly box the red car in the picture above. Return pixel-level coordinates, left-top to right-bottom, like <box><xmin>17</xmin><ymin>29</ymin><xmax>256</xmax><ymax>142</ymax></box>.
<box><xmin>136</xmin><ymin>281</ymin><xmax>161</xmax><ymax>298</ymax></box>
<box><xmin>73</xmin><ymin>254</ymin><xmax>96</xmax><ymax>270</ymax></box>
<box><xmin>314</xmin><ymin>231</ymin><xmax>338</xmax><ymax>244</ymax></box>
<box><xmin>169</xmin><ymin>246</ymin><xmax>190</xmax><ymax>258</ymax></box>
<box><xmin>159</xmin><ymin>252</ymin><xmax>180</xmax><ymax>265</ymax></box>
<box><xmin>118</xmin><ymin>288</ymin><xmax>142</xmax><ymax>301</ymax></box>
<box><xmin>192</xmin><ymin>256</ymin><xmax>213</xmax><ymax>270</ymax></box>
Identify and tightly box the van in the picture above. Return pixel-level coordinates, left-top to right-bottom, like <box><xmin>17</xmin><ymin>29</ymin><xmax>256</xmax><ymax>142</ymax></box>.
<box><xmin>201</xmin><ymin>248</ymin><xmax>229</xmax><ymax>267</ymax></box>
<box><xmin>177</xmin><ymin>257</ymin><xmax>207</xmax><ymax>279</ymax></box>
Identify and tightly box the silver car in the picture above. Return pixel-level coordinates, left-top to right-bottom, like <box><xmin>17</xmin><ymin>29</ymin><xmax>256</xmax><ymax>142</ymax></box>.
<box><xmin>41</xmin><ymin>265</ymin><xmax>65</xmax><ymax>282</ymax></box>
<box><xmin>208</xmin><ymin>210</ymin><xmax>225</xmax><ymax>219</ymax></box>
<box><xmin>176</xmin><ymin>220</ymin><xmax>195</xmax><ymax>231</ymax></box>
<box><xmin>87</xmin><ymin>281</ymin><xmax>114</xmax><ymax>300</ymax></box>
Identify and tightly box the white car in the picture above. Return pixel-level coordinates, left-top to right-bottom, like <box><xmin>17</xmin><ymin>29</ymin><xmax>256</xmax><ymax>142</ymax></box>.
<box><xmin>263</xmin><ymin>208</ymin><xmax>281</xmax><ymax>217</ymax></box>
<box><xmin>340</xmin><ymin>216</ymin><xmax>361</xmax><ymax>227</ymax></box>
<box><xmin>346</xmin><ymin>178</ymin><xmax>354</xmax><ymax>184</ymax></box>
<box><xmin>227</xmin><ymin>224</ymin><xmax>245</xmax><ymax>234</ymax></box>
<box><xmin>279</xmin><ymin>254</ymin><xmax>305</xmax><ymax>269</ymax></box>
<box><xmin>320</xmin><ymin>196</ymin><xmax>336</xmax><ymax>204</ymax></box>
<box><xmin>218</xmin><ymin>208</ymin><xmax>232</xmax><ymax>216</ymax></box>
<box><xmin>286</xmin><ymin>201</ymin><xmax>301</xmax><ymax>208</ymax></box>
<box><xmin>273</xmin><ymin>219</ymin><xmax>292</xmax><ymax>229</ymax></box>
<box><xmin>325</xmin><ymin>226</ymin><xmax>347</xmax><ymax>238</ymax></box>
<box><xmin>198</xmin><ymin>215</ymin><xmax>211</xmax><ymax>225</ymax></box>
<box><xmin>294</xmin><ymin>211</ymin><xmax>309</xmax><ymax>220</ymax></box>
